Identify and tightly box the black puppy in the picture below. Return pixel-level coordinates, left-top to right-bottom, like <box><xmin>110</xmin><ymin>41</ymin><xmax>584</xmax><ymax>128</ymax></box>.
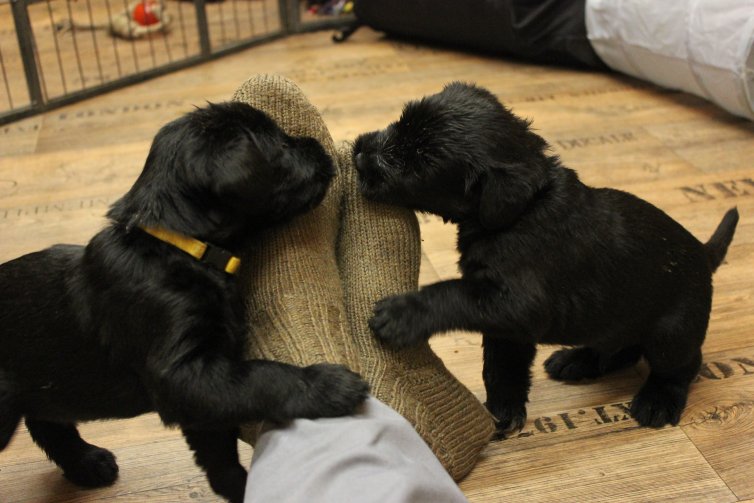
<box><xmin>353</xmin><ymin>82</ymin><xmax>738</xmax><ymax>433</ymax></box>
<box><xmin>0</xmin><ymin>102</ymin><xmax>369</xmax><ymax>502</ymax></box>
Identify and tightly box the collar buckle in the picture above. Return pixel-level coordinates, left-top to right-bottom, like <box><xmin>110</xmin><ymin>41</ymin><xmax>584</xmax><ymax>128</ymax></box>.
<box><xmin>202</xmin><ymin>243</ymin><xmax>234</xmax><ymax>272</ymax></box>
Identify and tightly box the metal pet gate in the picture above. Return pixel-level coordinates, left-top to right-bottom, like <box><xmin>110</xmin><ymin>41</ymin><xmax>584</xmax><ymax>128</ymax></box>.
<box><xmin>0</xmin><ymin>0</ymin><xmax>352</xmax><ymax>125</ymax></box>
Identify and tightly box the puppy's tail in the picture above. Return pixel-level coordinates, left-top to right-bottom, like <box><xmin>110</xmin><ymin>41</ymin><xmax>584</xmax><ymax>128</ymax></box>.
<box><xmin>704</xmin><ymin>207</ymin><xmax>739</xmax><ymax>272</ymax></box>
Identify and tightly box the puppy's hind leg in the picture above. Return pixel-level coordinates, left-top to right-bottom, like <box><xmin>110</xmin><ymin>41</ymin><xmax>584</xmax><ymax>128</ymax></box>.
<box><xmin>630</xmin><ymin>308</ymin><xmax>706</xmax><ymax>428</ymax></box>
<box><xmin>183</xmin><ymin>428</ymin><xmax>246</xmax><ymax>503</ymax></box>
<box><xmin>25</xmin><ymin>419</ymin><xmax>119</xmax><ymax>487</ymax></box>
<box><xmin>544</xmin><ymin>345</ymin><xmax>642</xmax><ymax>381</ymax></box>
<box><xmin>0</xmin><ymin>378</ymin><xmax>21</xmax><ymax>450</ymax></box>
<box><xmin>630</xmin><ymin>346</ymin><xmax>701</xmax><ymax>428</ymax></box>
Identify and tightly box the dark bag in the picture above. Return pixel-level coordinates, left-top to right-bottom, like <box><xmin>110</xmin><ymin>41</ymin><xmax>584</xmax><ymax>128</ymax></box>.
<box><xmin>334</xmin><ymin>0</ymin><xmax>605</xmax><ymax>69</ymax></box>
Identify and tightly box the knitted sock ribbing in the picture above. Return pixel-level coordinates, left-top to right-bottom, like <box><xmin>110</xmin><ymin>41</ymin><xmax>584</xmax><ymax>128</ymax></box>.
<box><xmin>232</xmin><ymin>75</ymin><xmax>360</xmax><ymax>442</ymax></box>
<box><xmin>232</xmin><ymin>75</ymin><xmax>494</xmax><ymax>479</ymax></box>
<box><xmin>334</xmin><ymin>142</ymin><xmax>495</xmax><ymax>481</ymax></box>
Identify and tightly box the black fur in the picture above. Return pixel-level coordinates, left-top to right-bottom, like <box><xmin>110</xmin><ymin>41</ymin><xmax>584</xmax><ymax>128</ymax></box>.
<box><xmin>353</xmin><ymin>82</ymin><xmax>739</xmax><ymax>433</ymax></box>
<box><xmin>0</xmin><ymin>102</ymin><xmax>369</xmax><ymax>502</ymax></box>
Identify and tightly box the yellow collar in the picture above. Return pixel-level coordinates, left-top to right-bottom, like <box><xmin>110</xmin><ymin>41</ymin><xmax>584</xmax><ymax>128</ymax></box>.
<box><xmin>140</xmin><ymin>226</ymin><xmax>241</xmax><ymax>275</ymax></box>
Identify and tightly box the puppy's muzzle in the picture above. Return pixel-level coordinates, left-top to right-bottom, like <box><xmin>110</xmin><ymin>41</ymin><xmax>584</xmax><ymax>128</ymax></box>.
<box><xmin>352</xmin><ymin>136</ymin><xmax>381</xmax><ymax>175</ymax></box>
<box><xmin>353</xmin><ymin>131</ymin><xmax>397</xmax><ymax>200</ymax></box>
<box><xmin>353</xmin><ymin>151</ymin><xmax>383</xmax><ymax>177</ymax></box>
<box><xmin>352</xmin><ymin>151</ymin><xmax>386</xmax><ymax>192</ymax></box>
<box><xmin>354</xmin><ymin>151</ymin><xmax>366</xmax><ymax>171</ymax></box>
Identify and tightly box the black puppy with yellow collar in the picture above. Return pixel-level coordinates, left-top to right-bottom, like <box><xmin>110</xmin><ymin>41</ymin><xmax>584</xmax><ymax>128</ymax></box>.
<box><xmin>0</xmin><ymin>102</ymin><xmax>368</xmax><ymax>502</ymax></box>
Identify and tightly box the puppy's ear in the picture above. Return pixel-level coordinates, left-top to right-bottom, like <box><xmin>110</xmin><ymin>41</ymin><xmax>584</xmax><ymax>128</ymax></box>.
<box><xmin>107</xmin><ymin>123</ymin><xmax>183</xmax><ymax>231</ymax></box>
<box><xmin>479</xmin><ymin>161</ymin><xmax>548</xmax><ymax>230</ymax></box>
<box><xmin>210</xmin><ymin>133</ymin><xmax>268</xmax><ymax>201</ymax></box>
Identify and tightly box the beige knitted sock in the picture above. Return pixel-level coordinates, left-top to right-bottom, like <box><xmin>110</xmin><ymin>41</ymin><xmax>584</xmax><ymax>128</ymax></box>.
<box><xmin>334</xmin><ymin>142</ymin><xmax>495</xmax><ymax>481</ymax></box>
<box><xmin>232</xmin><ymin>74</ymin><xmax>494</xmax><ymax>479</ymax></box>
<box><xmin>232</xmin><ymin>75</ymin><xmax>360</xmax><ymax>442</ymax></box>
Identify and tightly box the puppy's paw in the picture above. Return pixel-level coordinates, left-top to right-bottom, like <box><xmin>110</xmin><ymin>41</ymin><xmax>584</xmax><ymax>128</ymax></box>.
<box><xmin>288</xmin><ymin>364</ymin><xmax>370</xmax><ymax>419</ymax></box>
<box><xmin>544</xmin><ymin>347</ymin><xmax>601</xmax><ymax>381</ymax></box>
<box><xmin>630</xmin><ymin>381</ymin><xmax>687</xmax><ymax>428</ymax></box>
<box><xmin>62</xmin><ymin>447</ymin><xmax>119</xmax><ymax>487</ymax></box>
<box><xmin>369</xmin><ymin>293</ymin><xmax>431</xmax><ymax>349</ymax></box>
<box><xmin>486</xmin><ymin>400</ymin><xmax>527</xmax><ymax>439</ymax></box>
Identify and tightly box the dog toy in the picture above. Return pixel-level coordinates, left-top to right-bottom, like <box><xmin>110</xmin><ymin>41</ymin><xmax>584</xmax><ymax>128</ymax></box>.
<box><xmin>55</xmin><ymin>0</ymin><xmax>171</xmax><ymax>40</ymax></box>
<box><xmin>132</xmin><ymin>1</ymin><xmax>161</xmax><ymax>26</ymax></box>
<box><xmin>232</xmin><ymin>75</ymin><xmax>494</xmax><ymax>481</ymax></box>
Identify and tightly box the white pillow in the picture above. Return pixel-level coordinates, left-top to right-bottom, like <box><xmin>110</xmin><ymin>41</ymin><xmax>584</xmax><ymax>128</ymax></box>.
<box><xmin>586</xmin><ymin>0</ymin><xmax>754</xmax><ymax>120</ymax></box>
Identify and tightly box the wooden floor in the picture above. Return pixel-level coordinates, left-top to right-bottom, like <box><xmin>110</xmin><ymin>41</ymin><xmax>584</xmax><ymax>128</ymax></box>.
<box><xmin>1</xmin><ymin>27</ymin><xmax>753</xmax><ymax>502</ymax></box>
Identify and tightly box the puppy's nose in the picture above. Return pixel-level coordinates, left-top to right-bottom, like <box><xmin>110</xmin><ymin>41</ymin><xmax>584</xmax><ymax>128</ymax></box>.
<box><xmin>354</xmin><ymin>152</ymin><xmax>365</xmax><ymax>171</ymax></box>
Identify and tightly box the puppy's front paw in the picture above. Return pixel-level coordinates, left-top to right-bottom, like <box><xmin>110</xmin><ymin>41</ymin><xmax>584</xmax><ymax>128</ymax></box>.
<box><xmin>486</xmin><ymin>400</ymin><xmax>527</xmax><ymax>439</ymax></box>
<box><xmin>288</xmin><ymin>364</ymin><xmax>370</xmax><ymax>419</ymax></box>
<box><xmin>62</xmin><ymin>446</ymin><xmax>119</xmax><ymax>488</ymax></box>
<box><xmin>369</xmin><ymin>293</ymin><xmax>431</xmax><ymax>349</ymax></box>
<box><xmin>544</xmin><ymin>347</ymin><xmax>601</xmax><ymax>381</ymax></box>
<box><xmin>205</xmin><ymin>464</ymin><xmax>247</xmax><ymax>503</ymax></box>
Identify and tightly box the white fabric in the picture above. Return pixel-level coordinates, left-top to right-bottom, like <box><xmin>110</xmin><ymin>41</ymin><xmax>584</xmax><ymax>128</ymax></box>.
<box><xmin>245</xmin><ymin>396</ymin><xmax>469</xmax><ymax>503</ymax></box>
<box><xmin>586</xmin><ymin>0</ymin><xmax>754</xmax><ymax>120</ymax></box>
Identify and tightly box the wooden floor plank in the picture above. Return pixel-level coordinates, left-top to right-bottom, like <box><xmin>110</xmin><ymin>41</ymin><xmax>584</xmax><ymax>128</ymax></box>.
<box><xmin>680</xmin><ymin>346</ymin><xmax>754</xmax><ymax>501</ymax></box>
<box><xmin>461</xmin><ymin>427</ymin><xmax>736</xmax><ymax>503</ymax></box>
